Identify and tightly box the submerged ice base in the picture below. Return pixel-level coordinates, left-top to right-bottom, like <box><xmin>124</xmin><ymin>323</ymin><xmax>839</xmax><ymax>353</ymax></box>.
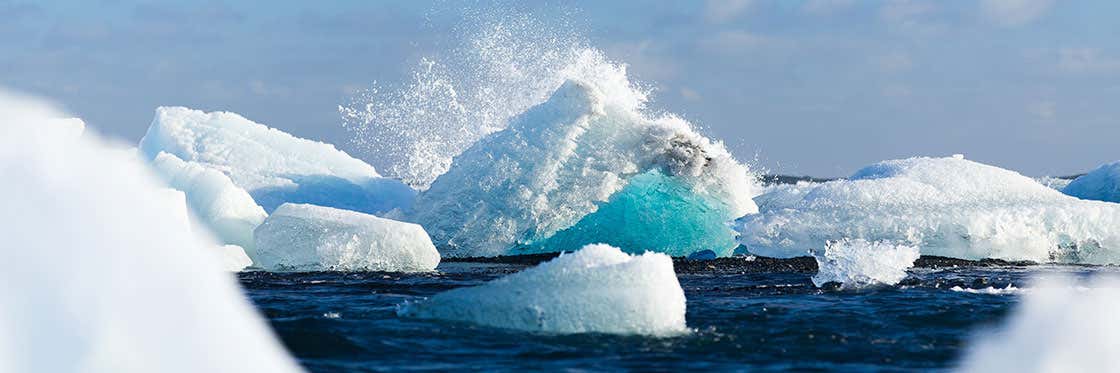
<box><xmin>411</xmin><ymin>70</ymin><xmax>759</xmax><ymax>258</ymax></box>
<box><xmin>139</xmin><ymin>106</ymin><xmax>414</xmax><ymax>215</ymax></box>
<box><xmin>253</xmin><ymin>203</ymin><xmax>440</xmax><ymax>272</ymax></box>
<box><xmin>739</xmin><ymin>156</ymin><xmax>1120</xmax><ymax>264</ymax></box>
<box><xmin>399</xmin><ymin>244</ymin><xmax>688</xmax><ymax>335</ymax></box>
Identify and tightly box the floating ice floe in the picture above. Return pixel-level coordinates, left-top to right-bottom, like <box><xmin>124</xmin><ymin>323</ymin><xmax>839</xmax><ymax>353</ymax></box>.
<box><xmin>957</xmin><ymin>275</ymin><xmax>1120</xmax><ymax>372</ymax></box>
<box><xmin>410</xmin><ymin>58</ymin><xmax>760</xmax><ymax>258</ymax></box>
<box><xmin>1062</xmin><ymin>161</ymin><xmax>1120</xmax><ymax>203</ymax></box>
<box><xmin>1036</xmin><ymin>176</ymin><xmax>1073</xmax><ymax>191</ymax></box>
<box><xmin>253</xmin><ymin>203</ymin><xmax>440</xmax><ymax>272</ymax></box>
<box><xmin>0</xmin><ymin>89</ymin><xmax>299</xmax><ymax>372</ymax></box>
<box><xmin>398</xmin><ymin>244</ymin><xmax>687</xmax><ymax>335</ymax></box>
<box><xmin>811</xmin><ymin>239</ymin><xmax>919</xmax><ymax>288</ymax></box>
<box><xmin>738</xmin><ymin>156</ymin><xmax>1120</xmax><ymax>264</ymax></box>
<box><xmin>139</xmin><ymin>106</ymin><xmax>415</xmax><ymax>215</ymax></box>
<box><xmin>150</xmin><ymin>152</ymin><xmax>267</xmax><ymax>251</ymax></box>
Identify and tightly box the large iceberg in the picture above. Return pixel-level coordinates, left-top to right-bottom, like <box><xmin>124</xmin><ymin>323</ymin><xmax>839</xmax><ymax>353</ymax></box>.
<box><xmin>150</xmin><ymin>152</ymin><xmax>267</xmax><ymax>250</ymax></box>
<box><xmin>398</xmin><ymin>244</ymin><xmax>687</xmax><ymax>335</ymax></box>
<box><xmin>0</xmin><ymin>90</ymin><xmax>299</xmax><ymax>372</ymax></box>
<box><xmin>253</xmin><ymin>203</ymin><xmax>440</xmax><ymax>272</ymax></box>
<box><xmin>410</xmin><ymin>69</ymin><xmax>760</xmax><ymax>258</ymax></box>
<box><xmin>958</xmin><ymin>275</ymin><xmax>1120</xmax><ymax>372</ymax></box>
<box><xmin>738</xmin><ymin>156</ymin><xmax>1120</xmax><ymax>264</ymax></box>
<box><xmin>1062</xmin><ymin>160</ymin><xmax>1120</xmax><ymax>203</ymax></box>
<box><xmin>139</xmin><ymin>106</ymin><xmax>414</xmax><ymax>215</ymax></box>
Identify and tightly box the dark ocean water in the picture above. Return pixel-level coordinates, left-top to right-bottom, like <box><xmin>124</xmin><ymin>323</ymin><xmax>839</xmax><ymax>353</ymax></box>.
<box><xmin>239</xmin><ymin>260</ymin><xmax>1099</xmax><ymax>372</ymax></box>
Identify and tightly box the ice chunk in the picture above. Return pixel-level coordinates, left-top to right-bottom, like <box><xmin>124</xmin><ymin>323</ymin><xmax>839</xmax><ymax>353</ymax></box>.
<box><xmin>738</xmin><ymin>156</ymin><xmax>1120</xmax><ymax>264</ymax></box>
<box><xmin>958</xmin><ymin>275</ymin><xmax>1120</xmax><ymax>372</ymax></box>
<box><xmin>219</xmin><ymin>244</ymin><xmax>254</xmax><ymax>272</ymax></box>
<box><xmin>150</xmin><ymin>152</ymin><xmax>267</xmax><ymax>250</ymax></box>
<box><xmin>139</xmin><ymin>106</ymin><xmax>414</xmax><ymax>215</ymax></box>
<box><xmin>253</xmin><ymin>203</ymin><xmax>440</xmax><ymax>272</ymax></box>
<box><xmin>0</xmin><ymin>89</ymin><xmax>299</xmax><ymax>372</ymax></box>
<box><xmin>1062</xmin><ymin>161</ymin><xmax>1120</xmax><ymax>203</ymax></box>
<box><xmin>1036</xmin><ymin>176</ymin><xmax>1073</xmax><ymax>191</ymax></box>
<box><xmin>399</xmin><ymin>244</ymin><xmax>688</xmax><ymax>335</ymax></box>
<box><xmin>811</xmin><ymin>239</ymin><xmax>919</xmax><ymax>288</ymax></box>
<box><xmin>50</xmin><ymin>117</ymin><xmax>85</xmax><ymax>138</ymax></box>
<box><xmin>411</xmin><ymin>76</ymin><xmax>760</xmax><ymax>258</ymax></box>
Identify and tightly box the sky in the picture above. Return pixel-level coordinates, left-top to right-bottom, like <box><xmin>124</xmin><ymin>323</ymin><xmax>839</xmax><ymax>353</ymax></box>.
<box><xmin>3</xmin><ymin>0</ymin><xmax>1119</xmax><ymax>177</ymax></box>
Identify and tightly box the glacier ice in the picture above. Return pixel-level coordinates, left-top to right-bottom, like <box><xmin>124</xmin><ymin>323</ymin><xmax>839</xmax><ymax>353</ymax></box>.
<box><xmin>738</xmin><ymin>156</ymin><xmax>1120</xmax><ymax>264</ymax></box>
<box><xmin>958</xmin><ymin>275</ymin><xmax>1120</xmax><ymax>372</ymax></box>
<box><xmin>151</xmin><ymin>152</ymin><xmax>267</xmax><ymax>251</ymax></box>
<box><xmin>811</xmin><ymin>239</ymin><xmax>919</xmax><ymax>288</ymax></box>
<box><xmin>410</xmin><ymin>63</ymin><xmax>760</xmax><ymax>258</ymax></box>
<box><xmin>398</xmin><ymin>244</ymin><xmax>688</xmax><ymax>335</ymax></box>
<box><xmin>0</xmin><ymin>89</ymin><xmax>299</xmax><ymax>373</ymax></box>
<box><xmin>253</xmin><ymin>203</ymin><xmax>440</xmax><ymax>272</ymax></box>
<box><xmin>1062</xmin><ymin>160</ymin><xmax>1120</xmax><ymax>203</ymax></box>
<box><xmin>139</xmin><ymin>106</ymin><xmax>414</xmax><ymax>215</ymax></box>
<box><xmin>219</xmin><ymin>244</ymin><xmax>254</xmax><ymax>272</ymax></box>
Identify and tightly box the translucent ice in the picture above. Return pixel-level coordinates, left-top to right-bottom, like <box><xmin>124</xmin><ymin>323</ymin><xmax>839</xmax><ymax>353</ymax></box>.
<box><xmin>0</xmin><ymin>89</ymin><xmax>299</xmax><ymax>372</ymax></box>
<box><xmin>139</xmin><ymin>106</ymin><xmax>414</xmax><ymax>215</ymax></box>
<box><xmin>398</xmin><ymin>244</ymin><xmax>688</xmax><ymax>335</ymax></box>
<box><xmin>958</xmin><ymin>275</ymin><xmax>1120</xmax><ymax>372</ymax></box>
<box><xmin>738</xmin><ymin>156</ymin><xmax>1120</xmax><ymax>264</ymax></box>
<box><xmin>411</xmin><ymin>67</ymin><xmax>760</xmax><ymax>258</ymax></box>
<box><xmin>1062</xmin><ymin>160</ymin><xmax>1120</xmax><ymax>203</ymax></box>
<box><xmin>151</xmin><ymin>152</ymin><xmax>267</xmax><ymax>250</ymax></box>
<box><xmin>811</xmin><ymin>239</ymin><xmax>919</xmax><ymax>288</ymax></box>
<box><xmin>253</xmin><ymin>203</ymin><xmax>440</xmax><ymax>272</ymax></box>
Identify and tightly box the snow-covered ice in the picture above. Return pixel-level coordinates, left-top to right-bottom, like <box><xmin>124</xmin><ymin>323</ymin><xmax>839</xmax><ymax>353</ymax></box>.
<box><xmin>398</xmin><ymin>243</ymin><xmax>688</xmax><ymax>335</ymax></box>
<box><xmin>253</xmin><ymin>203</ymin><xmax>440</xmax><ymax>272</ymax></box>
<box><xmin>738</xmin><ymin>156</ymin><xmax>1120</xmax><ymax>264</ymax></box>
<box><xmin>139</xmin><ymin>106</ymin><xmax>414</xmax><ymax>215</ymax></box>
<box><xmin>811</xmin><ymin>239</ymin><xmax>919</xmax><ymax>288</ymax></box>
<box><xmin>958</xmin><ymin>275</ymin><xmax>1120</xmax><ymax>372</ymax></box>
<box><xmin>1062</xmin><ymin>160</ymin><xmax>1120</xmax><ymax>203</ymax></box>
<box><xmin>0</xmin><ymin>89</ymin><xmax>299</xmax><ymax>373</ymax></box>
<box><xmin>151</xmin><ymin>152</ymin><xmax>267</xmax><ymax>251</ymax></box>
<box><xmin>410</xmin><ymin>54</ymin><xmax>760</xmax><ymax>258</ymax></box>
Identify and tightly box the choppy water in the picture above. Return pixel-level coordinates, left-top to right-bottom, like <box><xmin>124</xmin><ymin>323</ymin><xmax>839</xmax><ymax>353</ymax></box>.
<box><xmin>240</xmin><ymin>260</ymin><xmax>1105</xmax><ymax>372</ymax></box>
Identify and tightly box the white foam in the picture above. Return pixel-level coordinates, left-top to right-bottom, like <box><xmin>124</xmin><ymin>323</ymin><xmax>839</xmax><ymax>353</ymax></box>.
<box><xmin>1062</xmin><ymin>160</ymin><xmax>1120</xmax><ymax>203</ymax></box>
<box><xmin>411</xmin><ymin>64</ymin><xmax>760</xmax><ymax>258</ymax></box>
<box><xmin>0</xmin><ymin>89</ymin><xmax>298</xmax><ymax>372</ymax></box>
<box><xmin>253</xmin><ymin>203</ymin><xmax>440</xmax><ymax>272</ymax></box>
<box><xmin>398</xmin><ymin>244</ymin><xmax>688</xmax><ymax>335</ymax></box>
<box><xmin>151</xmin><ymin>152</ymin><xmax>267</xmax><ymax>251</ymax></box>
<box><xmin>139</xmin><ymin>106</ymin><xmax>414</xmax><ymax>215</ymax></box>
<box><xmin>958</xmin><ymin>275</ymin><xmax>1120</xmax><ymax>372</ymax></box>
<box><xmin>738</xmin><ymin>156</ymin><xmax>1120</xmax><ymax>264</ymax></box>
<box><xmin>949</xmin><ymin>284</ymin><xmax>1025</xmax><ymax>295</ymax></box>
<box><xmin>811</xmin><ymin>239</ymin><xmax>919</xmax><ymax>288</ymax></box>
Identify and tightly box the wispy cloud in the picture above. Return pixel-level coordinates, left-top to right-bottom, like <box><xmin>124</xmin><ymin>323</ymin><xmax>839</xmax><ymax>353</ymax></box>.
<box><xmin>979</xmin><ymin>0</ymin><xmax>1054</xmax><ymax>27</ymax></box>
<box><xmin>702</xmin><ymin>0</ymin><xmax>753</xmax><ymax>24</ymax></box>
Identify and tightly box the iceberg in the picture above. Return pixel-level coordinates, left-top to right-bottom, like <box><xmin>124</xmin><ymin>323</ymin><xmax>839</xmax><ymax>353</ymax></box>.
<box><xmin>0</xmin><ymin>89</ymin><xmax>299</xmax><ymax>372</ymax></box>
<box><xmin>1062</xmin><ymin>161</ymin><xmax>1120</xmax><ymax>203</ymax></box>
<box><xmin>958</xmin><ymin>275</ymin><xmax>1120</xmax><ymax>372</ymax></box>
<box><xmin>410</xmin><ymin>70</ymin><xmax>760</xmax><ymax>258</ymax></box>
<box><xmin>398</xmin><ymin>244</ymin><xmax>687</xmax><ymax>335</ymax></box>
<box><xmin>218</xmin><ymin>244</ymin><xmax>254</xmax><ymax>272</ymax></box>
<box><xmin>139</xmin><ymin>106</ymin><xmax>414</xmax><ymax>215</ymax></box>
<box><xmin>811</xmin><ymin>239</ymin><xmax>919</xmax><ymax>288</ymax></box>
<box><xmin>738</xmin><ymin>156</ymin><xmax>1120</xmax><ymax>264</ymax></box>
<box><xmin>150</xmin><ymin>152</ymin><xmax>267</xmax><ymax>250</ymax></box>
<box><xmin>253</xmin><ymin>203</ymin><xmax>440</xmax><ymax>272</ymax></box>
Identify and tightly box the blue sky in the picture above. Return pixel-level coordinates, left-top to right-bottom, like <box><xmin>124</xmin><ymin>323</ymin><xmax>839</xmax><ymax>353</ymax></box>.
<box><xmin>4</xmin><ymin>0</ymin><xmax>1119</xmax><ymax>177</ymax></box>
